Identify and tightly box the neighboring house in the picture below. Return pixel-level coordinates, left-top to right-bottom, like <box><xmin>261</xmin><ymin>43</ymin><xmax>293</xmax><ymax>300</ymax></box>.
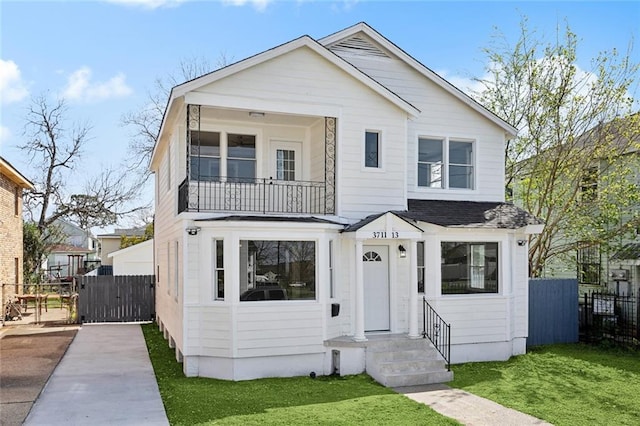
<box><xmin>108</xmin><ymin>239</ymin><xmax>154</xmax><ymax>275</ymax></box>
<box><xmin>528</xmin><ymin>115</ymin><xmax>640</xmax><ymax>296</ymax></box>
<box><xmin>45</xmin><ymin>219</ymin><xmax>100</xmax><ymax>278</ymax></box>
<box><xmin>0</xmin><ymin>156</ymin><xmax>34</xmax><ymax>303</ymax></box>
<box><xmin>150</xmin><ymin>22</ymin><xmax>543</xmax><ymax>383</ymax></box>
<box><xmin>97</xmin><ymin>227</ymin><xmax>147</xmax><ymax>266</ymax></box>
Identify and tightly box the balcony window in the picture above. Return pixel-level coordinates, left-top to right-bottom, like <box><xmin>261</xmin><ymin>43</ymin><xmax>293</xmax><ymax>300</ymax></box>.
<box><xmin>189</xmin><ymin>131</ymin><xmax>255</xmax><ymax>181</ymax></box>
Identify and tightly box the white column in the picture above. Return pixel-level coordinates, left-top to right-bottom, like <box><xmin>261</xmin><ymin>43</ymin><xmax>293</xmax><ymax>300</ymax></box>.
<box><xmin>408</xmin><ymin>239</ymin><xmax>420</xmax><ymax>338</ymax></box>
<box><xmin>354</xmin><ymin>240</ymin><xmax>366</xmax><ymax>341</ymax></box>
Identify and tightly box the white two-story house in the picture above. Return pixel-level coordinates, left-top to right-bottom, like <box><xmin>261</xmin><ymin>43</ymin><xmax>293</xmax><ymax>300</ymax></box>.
<box><xmin>150</xmin><ymin>22</ymin><xmax>543</xmax><ymax>386</ymax></box>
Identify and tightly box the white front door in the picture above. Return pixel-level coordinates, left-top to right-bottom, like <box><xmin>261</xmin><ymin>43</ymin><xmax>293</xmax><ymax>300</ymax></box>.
<box><xmin>363</xmin><ymin>245</ymin><xmax>390</xmax><ymax>331</ymax></box>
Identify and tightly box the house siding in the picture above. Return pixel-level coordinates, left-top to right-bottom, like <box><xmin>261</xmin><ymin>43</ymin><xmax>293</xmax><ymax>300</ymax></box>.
<box><xmin>335</xmin><ymin>53</ymin><xmax>507</xmax><ymax>202</ymax></box>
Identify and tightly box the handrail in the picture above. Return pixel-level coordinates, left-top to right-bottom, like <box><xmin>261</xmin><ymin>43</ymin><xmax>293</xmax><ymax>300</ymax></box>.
<box><xmin>178</xmin><ymin>177</ymin><xmax>331</xmax><ymax>215</ymax></box>
<box><xmin>422</xmin><ymin>296</ymin><xmax>451</xmax><ymax>371</ymax></box>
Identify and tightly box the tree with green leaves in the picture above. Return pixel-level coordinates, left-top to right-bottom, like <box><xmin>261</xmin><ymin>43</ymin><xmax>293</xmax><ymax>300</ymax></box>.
<box><xmin>473</xmin><ymin>18</ymin><xmax>640</xmax><ymax>277</ymax></box>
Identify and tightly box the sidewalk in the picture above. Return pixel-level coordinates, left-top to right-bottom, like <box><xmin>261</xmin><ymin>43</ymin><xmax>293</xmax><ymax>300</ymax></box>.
<box><xmin>24</xmin><ymin>324</ymin><xmax>169</xmax><ymax>426</ymax></box>
<box><xmin>395</xmin><ymin>384</ymin><xmax>552</xmax><ymax>426</ymax></box>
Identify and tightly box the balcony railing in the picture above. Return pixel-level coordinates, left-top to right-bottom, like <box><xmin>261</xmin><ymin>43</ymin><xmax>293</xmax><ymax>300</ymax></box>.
<box><xmin>178</xmin><ymin>177</ymin><xmax>333</xmax><ymax>215</ymax></box>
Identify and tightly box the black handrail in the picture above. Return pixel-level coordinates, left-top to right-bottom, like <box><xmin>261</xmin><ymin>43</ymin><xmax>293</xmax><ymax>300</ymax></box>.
<box><xmin>422</xmin><ymin>296</ymin><xmax>451</xmax><ymax>371</ymax></box>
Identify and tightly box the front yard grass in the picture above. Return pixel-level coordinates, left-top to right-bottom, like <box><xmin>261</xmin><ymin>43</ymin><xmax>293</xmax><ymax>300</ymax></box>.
<box><xmin>450</xmin><ymin>343</ymin><xmax>640</xmax><ymax>425</ymax></box>
<box><xmin>142</xmin><ymin>323</ymin><xmax>458</xmax><ymax>425</ymax></box>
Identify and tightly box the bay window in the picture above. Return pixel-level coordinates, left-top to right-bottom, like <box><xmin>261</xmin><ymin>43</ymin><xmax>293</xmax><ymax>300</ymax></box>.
<box><xmin>441</xmin><ymin>242</ymin><xmax>498</xmax><ymax>294</ymax></box>
<box><xmin>239</xmin><ymin>240</ymin><xmax>316</xmax><ymax>301</ymax></box>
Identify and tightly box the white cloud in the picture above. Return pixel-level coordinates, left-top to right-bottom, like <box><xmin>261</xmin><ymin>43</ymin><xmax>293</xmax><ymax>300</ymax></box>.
<box><xmin>0</xmin><ymin>59</ymin><xmax>29</xmax><ymax>105</ymax></box>
<box><xmin>105</xmin><ymin>0</ymin><xmax>187</xmax><ymax>9</ymax></box>
<box><xmin>61</xmin><ymin>67</ymin><xmax>133</xmax><ymax>103</ymax></box>
<box><xmin>222</xmin><ymin>0</ymin><xmax>271</xmax><ymax>12</ymax></box>
<box><xmin>0</xmin><ymin>125</ymin><xmax>10</xmax><ymax>144</ymax></box>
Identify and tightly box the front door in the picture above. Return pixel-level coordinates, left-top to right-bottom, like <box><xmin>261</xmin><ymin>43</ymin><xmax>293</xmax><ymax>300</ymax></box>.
<box><xmin>363</xmin><ymin>245</ymin><xmax>390</xmax><ymax>331</ymax></box>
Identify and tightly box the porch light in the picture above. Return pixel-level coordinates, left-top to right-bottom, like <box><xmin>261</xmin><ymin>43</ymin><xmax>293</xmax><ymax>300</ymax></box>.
<box><xmin>249</xmin><ymin>111</ymin><xmax>265</xmax><ymax>118</ymax></box>
<box><xmin>398</xmin><ymin>244</ymin><xmax>407</xmax><ymax>258</ymax></box>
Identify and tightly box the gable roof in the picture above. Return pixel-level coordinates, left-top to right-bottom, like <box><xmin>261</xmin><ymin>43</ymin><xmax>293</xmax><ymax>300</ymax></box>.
<box><xmin>151</xmin><ymin>33</ymin><xmax>421</xmax><ymax>166</ymax></box>
<box><xmin>320</xmin><ymin>22</ymin><xmax>518</xmax><ymax>138</ymax></box>
<box><xmin>0</xmin><ymin>156</ymin><xmax>34</xmax><ymax>189</ymax></box>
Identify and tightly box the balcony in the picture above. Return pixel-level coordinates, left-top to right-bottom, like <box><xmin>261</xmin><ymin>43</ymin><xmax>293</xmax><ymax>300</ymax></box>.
<box><xmin>178</xmin><ymin>177</ymin><xmax>334</xmax><ymax>215</ymax></box>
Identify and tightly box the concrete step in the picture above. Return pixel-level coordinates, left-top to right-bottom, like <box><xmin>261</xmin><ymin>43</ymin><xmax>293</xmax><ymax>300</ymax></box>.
<box><xmin>380</xmin><ymin>370</ymin><xmax>454</xmax><ymax>387</ymax></box>
<box><xmin>365</xmin><ymin>337</ymin><xmax>431</xmax><ymax>352</ymax></box>
<box><xmin>376</xmin><ymin>359</ymin><xmax>447</xmax><ymax>375</ymax></box>
<box><xmin>368</xmin><ymin>348</ymin><xmax>441</xmax><ymax>363</ymax></box>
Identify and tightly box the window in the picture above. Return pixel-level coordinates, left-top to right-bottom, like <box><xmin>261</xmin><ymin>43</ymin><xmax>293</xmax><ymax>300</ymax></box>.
<box><xmin>167</xmin><ymin>142</ymin><xmax>172</xmax><ymax>192</ymax></box>
<box><xmin>417</xmin><ymin>241</ymin><xmax>425</xmax><ymax>293</ymax></box>
<box><xmin>240</xmin><ymin>240</ymin><xmax>316</xmax><ymax>301</ymax></box>
<box><xmin>580</xmin><ymin>167</ymin><xmax>598</xmax><ymax>202</ymax></box>
<box><xmin>365</xmin><ymin>131</ymin><xmax>380</xmax><ymax>168</ymax></box>
<box><xmin>166</xmin><ymin>242</ymin><xmax>170</xmax><ymax>295</ymax></box>
<box><xmin>190</xmin><ymin>131</ymin><xmax>256</xmax><ymax>182</ymax></box>
<box><xmin>213</xmin><ymin>240</ymin><xmax>224</xmax><ymax>300</ymax></box>
<box><xmin>577</xmin><ymin>243</ymin><xmax>601</xmax><ymax>285</ymax></box>
<box><xmin>441</xmin><ymin>242</ymin><xmax>498</xmax><ymax>294</ymax></box>
<box><xmin>190</xmin><ymin>131</ymin><xmax>220</xmax><ymax>181</ymax></box>
<box><xmin>449</xmin><ymin>141</ymin><xmax>473</xmax><ymax>189</ymax></box>
<box><xmin>14</xmin><ymin>257</ymin><xmax>19</xmax><ymax>293</ymax></box>
<box><xmin>329</xmin><ymin>240</ymin><xmax>335</xmax><ymax>298</ymax></box>
<box><xmin>418</xmin><ymin>138</ymin><xmax>443</xmax><ymax>188</ymax></box>
<box><xmin>227</xmin><ymin>134</ymin><xmax>256</xmax><ymax>180</ymax></box>
<box><xmin>418</xmin><ymin>138</ymin><xmax>474</xmax><ymax>189</ymax></box>
<box><xmin>276</xmin><ymin>149</ymin><xmax>296</xmax><ymax>181</ymax></box>
<box><xmin>14</xmin><ymin>188</ymin><xmax>19</xmax><ymax>216</ymax></box>
<box><xmin>174</xmin><ymin>241</ymin><xmax>179</xmax><ymax>297</ymax></box>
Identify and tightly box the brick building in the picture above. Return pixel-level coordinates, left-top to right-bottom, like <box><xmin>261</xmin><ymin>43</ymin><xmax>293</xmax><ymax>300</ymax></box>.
<box><xmin>0</xmin><ymin>156</ymin><xmax>34</xmax><ymax>304</ymax></box>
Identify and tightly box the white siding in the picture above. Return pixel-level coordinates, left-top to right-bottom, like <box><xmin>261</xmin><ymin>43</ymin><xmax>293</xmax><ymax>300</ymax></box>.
<box><xmin>337</xmin><ymin>53</ymin><xmax>506</xmax><ymax>202</ymax></box>
<box><xmin>194</xmin><ymin>47</ymin><xmax>409</xmax><ymax>218</ymax></box>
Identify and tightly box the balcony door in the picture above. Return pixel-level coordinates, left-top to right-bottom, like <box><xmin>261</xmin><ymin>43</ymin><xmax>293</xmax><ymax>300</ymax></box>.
<box><xmin>271</xmin><ymin>141</ymin><xmax>302</xmax><ymax>181</ymax></box>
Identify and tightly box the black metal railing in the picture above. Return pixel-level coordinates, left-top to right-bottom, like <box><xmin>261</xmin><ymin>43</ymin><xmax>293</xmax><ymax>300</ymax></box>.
<box><xmin>580</xmin><ymin>290</ymin><xmax>638</xmax><ymax>348</ymax></box>
<box><xmin>422</xmin><ymin>296</ymin><xmax>451</xmax><ymax>370</ymax></box>
<box><xmin>178</xmin><ymin>177</ymin><xmax>332</xmax><ymax>215</ymax></box>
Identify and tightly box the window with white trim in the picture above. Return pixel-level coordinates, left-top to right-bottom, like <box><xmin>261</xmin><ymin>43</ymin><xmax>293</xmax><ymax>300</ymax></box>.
<box><xmin>365</xmin><ymin>131</ymin><xmax>381</xmax><ymax>168</ymax></box>
<box><xmin>418</xmin><ymin>138</ymin><xmax>474</xmax><ymax>189</ymax></box>
<box><xmin>329</xmin><ymin>240</ymin><xmax>335</xmax><ymax>298</ymax></box>
<box><xmin>417</xmin><ymin>241</ymin><xmax>425</xmax><ymax>293</ymax></box>
<box><xmin>441</xmin><ymin>242</ymin><xmax>498</xmax><ymax>294</ymax></box>
<box><xmin>213</xmin><ymin>239</ymin><xmax>224</xmax><ymax>300</ymax></box>
<box><xmin>190</xmin><ymin>130</ymin><xmax>256</xmax><ymax>181</ymax></box>
<box><xmin>174</xmin><ymin>241</ymin><xmax>179</xmax><ymax>298</ymax></box>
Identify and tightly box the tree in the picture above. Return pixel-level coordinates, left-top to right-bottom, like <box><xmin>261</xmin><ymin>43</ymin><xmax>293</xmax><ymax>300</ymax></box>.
<box><xmin>472</xmin><ymin>18</ymin><xmax>640</xmax><ymax>277</ymax></box>
<box><xmin>21</xmin><ymin>95</ymin><xmax>147</xmax><ymax>248</ymax></box>
<box><xmin>121</xmin><ymin>53</ymin><xmax>232</xmax><ymax>176</ymax></box>
<box><xmin>120</xmin><ymin>222</ymin><xmax>154</xmax><ymax>249</ymax></box>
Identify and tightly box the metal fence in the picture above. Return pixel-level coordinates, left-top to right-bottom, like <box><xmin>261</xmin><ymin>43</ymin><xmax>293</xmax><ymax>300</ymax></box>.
<box><xmin>528</xmin><ymin>279</ymin><xmax>579</xmax><ymax>347</ymax></box>
<box><xmin>580</xmin><ymin>290</ymin><xmax>639</xmax><ymax>347</ymax></box>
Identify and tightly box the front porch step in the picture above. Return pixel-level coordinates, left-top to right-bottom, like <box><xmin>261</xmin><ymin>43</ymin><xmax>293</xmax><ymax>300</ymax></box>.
<box><xmin>365</xmin><ymin>337</ymin><xmax>453</xmax><ymax>387</ymax></box>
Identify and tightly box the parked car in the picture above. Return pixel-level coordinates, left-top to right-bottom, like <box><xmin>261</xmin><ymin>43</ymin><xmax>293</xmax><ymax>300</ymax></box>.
<box><xmin>240</xmin><ymin>286</ymin><xmax>288</xmax><ymax>301</ymax></box>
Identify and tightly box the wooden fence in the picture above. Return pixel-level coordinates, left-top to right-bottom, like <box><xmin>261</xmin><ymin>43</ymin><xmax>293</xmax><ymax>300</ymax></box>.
<box><xmin>78</xmin><ymin>275</ymin><xmax>155</xmax><ymax>323</ymax></box>
<box><xmin>528</xmin><ymin>278</ymin><xmax>579</xmax><ymax>347</ymax></box>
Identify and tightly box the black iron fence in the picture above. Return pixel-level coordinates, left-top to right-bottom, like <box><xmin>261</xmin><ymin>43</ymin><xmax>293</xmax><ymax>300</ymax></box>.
<box><xmin>422</xmin><ymin>296</ymin><xmax>451</xmax><ymax>370</ymax></box>
<box><xmin>580</xmin><ymin>290</ymin><xmax>639</xmax><ymax>347</ymax></box>
<box><xmin>178</xmin><ymin>177</ymin><xmax>332</xmax><ymax>215</ymax></box>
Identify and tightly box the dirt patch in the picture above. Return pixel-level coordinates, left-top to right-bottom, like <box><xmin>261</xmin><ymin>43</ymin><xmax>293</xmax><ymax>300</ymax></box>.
<box><xmin>0</xmin><ymin>327</ymin><xmax>77</xmax><ymax>426</ymax></box>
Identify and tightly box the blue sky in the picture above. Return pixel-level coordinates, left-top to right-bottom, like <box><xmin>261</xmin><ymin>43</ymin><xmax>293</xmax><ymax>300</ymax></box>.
<box><xmin>1</xmin><ymin>0</ymin><xmax>639</xmax><ymax>227</ymax></box>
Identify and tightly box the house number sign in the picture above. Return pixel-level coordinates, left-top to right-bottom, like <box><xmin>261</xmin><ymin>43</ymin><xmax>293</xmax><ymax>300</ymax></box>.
<box><xmin>372</xmin><ymin>231</ymin><xmax>399</xmax><ymax>238</ymax></box>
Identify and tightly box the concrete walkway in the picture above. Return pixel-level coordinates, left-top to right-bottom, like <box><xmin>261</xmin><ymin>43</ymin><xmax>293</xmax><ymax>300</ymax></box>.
<box><xmin>395</xmin><ymin>384</ymin><xmax>552</xmax><ymax>426</ymax></box>
<box><xmin>24</xmin><ymin>324</ymin><xmax>169</xmax><ymax>426</ymax></box>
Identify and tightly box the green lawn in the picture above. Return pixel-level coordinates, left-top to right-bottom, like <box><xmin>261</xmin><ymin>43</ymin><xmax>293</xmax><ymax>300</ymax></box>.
<box><xmin>142</xmin><ymin>323</ymin><xmax>458</xmax><ymax>425</ymax></box>
<box><xmin>450</xmin><ymin>344</ymin><xmax>640</xmax><ymax>425</ymax></box>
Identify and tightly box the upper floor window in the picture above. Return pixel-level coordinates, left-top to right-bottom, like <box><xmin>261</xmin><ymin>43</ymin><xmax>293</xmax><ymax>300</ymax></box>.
<box><xmin>14</xmin><ymin>187</ymin><xmax>19</xmax><ymax>216</ymax></box>
<box><xmin>365</xmin><ymin>131</ymin><xmax>381</xmax><ymax>168</ymax></box>
<box><xmin>418</xmin><ymin>138</ymin><xmax>474</xmax><ymax>189</ymax></box>
<box><xmin>190</xmin><ymin>131</ymin><xmax>256</xmax><ymax>181</ymax></box>
<box><xmin>580</xmin><ymin>167</ymin><xmax>598</xmax><ymax>202</ymax></box>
